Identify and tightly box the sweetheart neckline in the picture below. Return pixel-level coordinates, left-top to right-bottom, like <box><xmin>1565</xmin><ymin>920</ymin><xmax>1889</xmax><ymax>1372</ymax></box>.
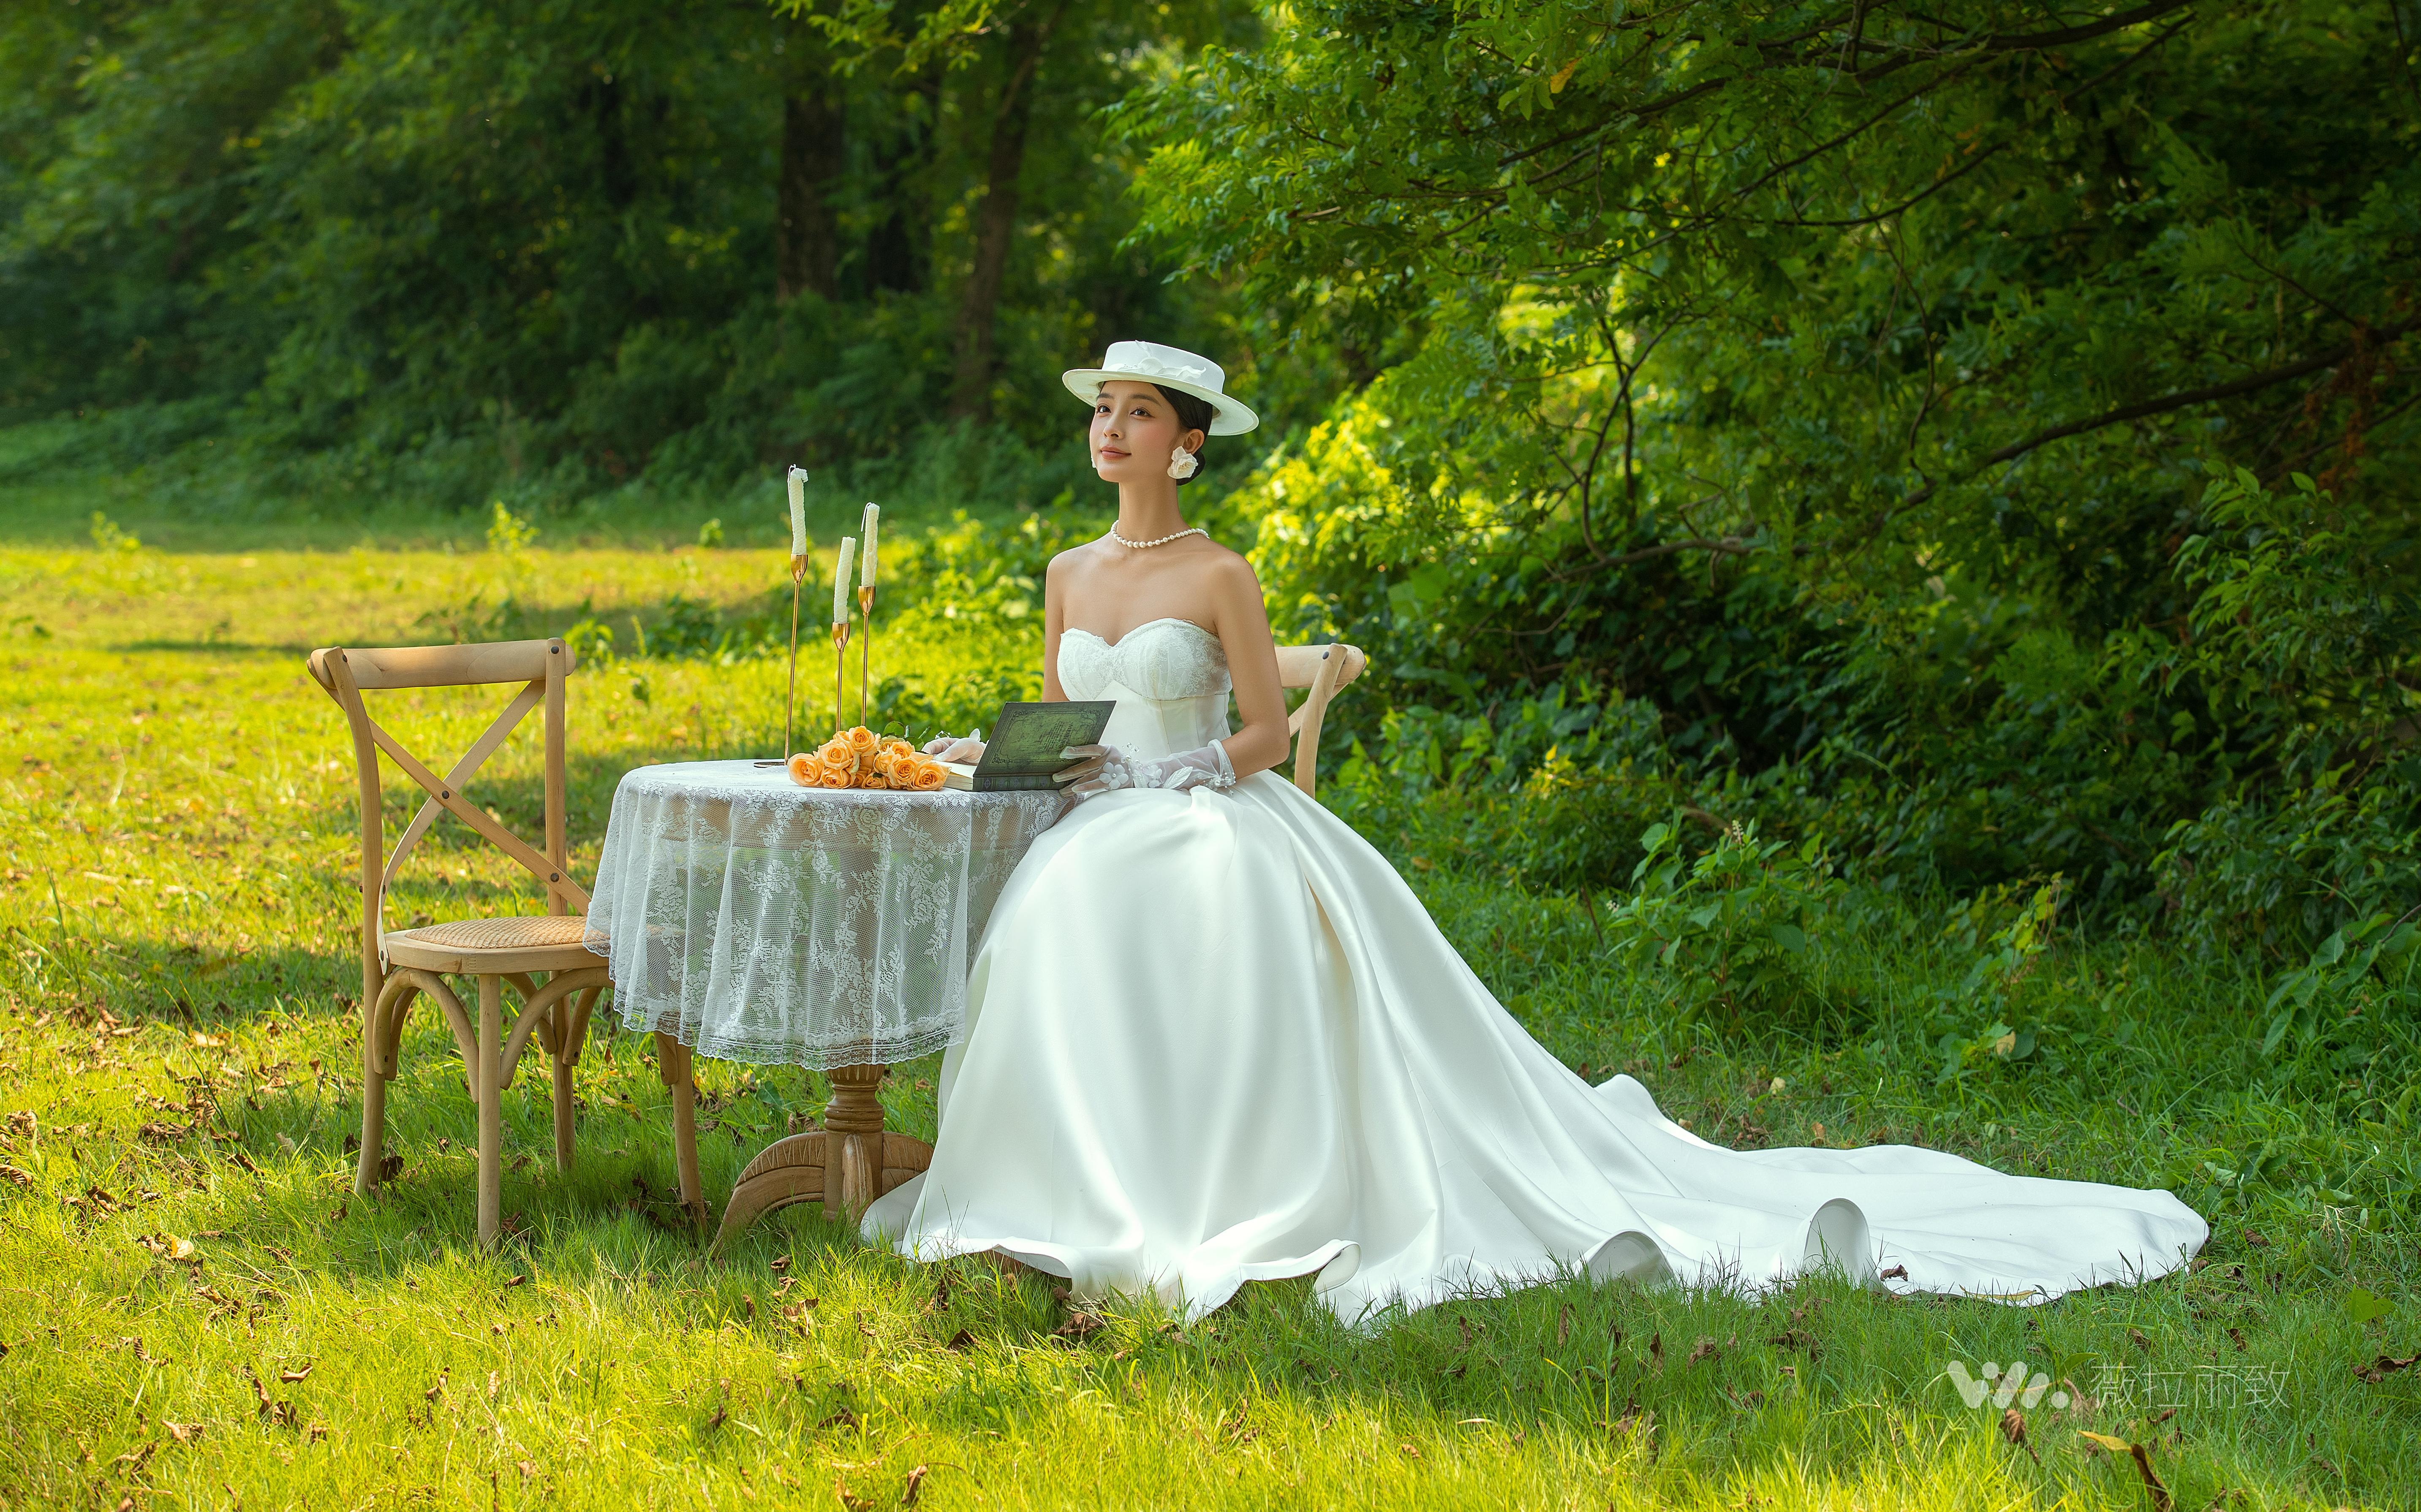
<box><xmin>1062</xmin><ymin>616</ymin><xmax>1218</xmax><ymax>651</ymax></box>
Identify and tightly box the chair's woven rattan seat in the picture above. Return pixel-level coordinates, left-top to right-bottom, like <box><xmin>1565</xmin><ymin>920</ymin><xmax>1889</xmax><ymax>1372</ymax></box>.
<box><xmin>384</xmin><ymin>913</ymin><xmax>600</xmax><ymax>974</ymax></box>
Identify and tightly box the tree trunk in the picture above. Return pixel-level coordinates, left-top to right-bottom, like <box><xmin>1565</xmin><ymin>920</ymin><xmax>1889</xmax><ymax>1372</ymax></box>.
<box><xmin>865</xmin><ymin>64</ymin><xmax>940</xmax><ymax>296</ymax></box>
<box><xmin>778</xmin><ymin>76</ymin><xmax>845</xmax><ymax>302</ymax></box>
<box><xmin>949</xmin><ymin>2</ymin><xmax>1064</xmax><ymax>420</ymax></box>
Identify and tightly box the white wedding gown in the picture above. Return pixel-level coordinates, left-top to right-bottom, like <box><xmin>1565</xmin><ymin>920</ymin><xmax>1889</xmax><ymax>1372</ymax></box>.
<box><xmin>863</xmin><ymin>618</ymin><xmax>2207</xmax><ymax>1322</ymax></box>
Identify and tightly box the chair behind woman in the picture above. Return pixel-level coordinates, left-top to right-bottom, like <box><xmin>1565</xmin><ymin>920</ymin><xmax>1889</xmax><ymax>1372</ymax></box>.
<box><xmin>1274</xmin><ymin>641</ymin><xmax>1368</xmax><ymax>799</ymax></box>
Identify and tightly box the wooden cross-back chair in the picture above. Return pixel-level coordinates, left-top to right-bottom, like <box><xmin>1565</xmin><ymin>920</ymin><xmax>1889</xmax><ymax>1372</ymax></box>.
<box><xmin>307</xmin><ymin>637</ymin><xmax>703</xmax><ymax>1247</ymax></box>
<box><xmin>1274</xmin><ymin>641</ymin><xmax>1369</xmax><ymax>799</ymax></box>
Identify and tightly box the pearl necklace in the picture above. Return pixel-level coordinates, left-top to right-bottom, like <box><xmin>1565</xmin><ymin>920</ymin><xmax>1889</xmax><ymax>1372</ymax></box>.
<box><xmin>1109</xmin><ymin>524</ymin><xmax>1207</xmax><ymax>550</ymax></box>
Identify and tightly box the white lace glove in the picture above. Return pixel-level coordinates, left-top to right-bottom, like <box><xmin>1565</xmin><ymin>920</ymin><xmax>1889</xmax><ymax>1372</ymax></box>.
<box><xmin>921</xmin><ymin>730</ymin><xmax>985</xmax><ymax>764</ymax></box>
<box><xmin>1064</xmin><ymin>741</ymin><xmax>1236</xmax><ymax>801</ymax></box>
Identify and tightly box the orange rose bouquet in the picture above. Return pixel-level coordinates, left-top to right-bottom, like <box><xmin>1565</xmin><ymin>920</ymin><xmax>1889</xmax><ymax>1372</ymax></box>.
<box><xmin>786</xmin><ymin>727</ymin><xmax>950</xmax><ymax>792</ymax></box>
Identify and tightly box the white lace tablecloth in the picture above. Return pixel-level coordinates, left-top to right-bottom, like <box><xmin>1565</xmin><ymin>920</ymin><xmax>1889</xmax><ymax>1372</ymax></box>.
<box><xmin>584</xmin><ymin>760</ymin><xmax>1064</xmax><ymax>1068</ymax></box>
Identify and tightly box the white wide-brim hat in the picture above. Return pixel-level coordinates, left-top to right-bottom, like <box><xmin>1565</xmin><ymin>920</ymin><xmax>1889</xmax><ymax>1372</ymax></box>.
<box><xmin>1061</xmin><ymin>340</ymin><xmax>1259</xmax><ymax>436</ymax></box>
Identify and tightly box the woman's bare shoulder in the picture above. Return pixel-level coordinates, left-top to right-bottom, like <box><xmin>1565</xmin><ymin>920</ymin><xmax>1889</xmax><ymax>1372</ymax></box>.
<box><xmin>1046</xmin><ymin>537</ymin><xmax>1112</xmax><ymax>581</ymax></box>
<box><xmin>1191</xmin><ymin>537</ymin><xmax>1261</xmax><ymax>587</ymax></box>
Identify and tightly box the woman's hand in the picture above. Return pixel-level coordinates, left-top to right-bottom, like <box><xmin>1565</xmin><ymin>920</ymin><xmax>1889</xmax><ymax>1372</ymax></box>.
<box><xmin>922</xmin><ymin>733</ymin><xmax>986</xmax><ymax>764</ymax></box>
<box><xmin>1055</xmin><ymin>744</ymin><xmax>1117</xmax><ymax>793</ymax></box>
<box><xmin>1064</xmin><ymin>742</ymin><xmax>1235</xmax><ymax>801</ymax></box>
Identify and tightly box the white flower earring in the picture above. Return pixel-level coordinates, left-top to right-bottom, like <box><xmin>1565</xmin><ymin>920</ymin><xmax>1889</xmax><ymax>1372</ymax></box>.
<box><xmin>1167</xmin><ymin>445</ymin><xmax>1199</xmax><ymax>480</ymax></box>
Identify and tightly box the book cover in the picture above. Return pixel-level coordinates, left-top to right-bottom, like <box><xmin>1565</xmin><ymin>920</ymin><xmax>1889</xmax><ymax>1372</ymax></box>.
<box><xmin>941</xmin><ymin>700</ymin><xmax>1115</xmax><ymax>792</ymax></box>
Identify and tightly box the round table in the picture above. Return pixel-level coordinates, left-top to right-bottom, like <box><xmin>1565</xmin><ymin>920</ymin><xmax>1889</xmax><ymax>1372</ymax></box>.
<box><xmin>583</xmin><ymin>760</ymin><xmax>1064</xmax><ymax>1243</ymax></box>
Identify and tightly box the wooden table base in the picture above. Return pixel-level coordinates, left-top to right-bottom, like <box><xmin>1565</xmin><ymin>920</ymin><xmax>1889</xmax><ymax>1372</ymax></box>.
<box><xmin>709</xmin><ymin>1063</ymin><xmax>931</xmax><ymax>1255</ymax></box>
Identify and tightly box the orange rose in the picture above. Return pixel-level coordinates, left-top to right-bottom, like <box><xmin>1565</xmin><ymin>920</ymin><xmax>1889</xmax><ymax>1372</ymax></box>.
<box><xmin>909</xmin><ymin>759</ymin><xmax>947</xmax><ymax>792</ymax></box>
<box><xmin>816</xmin><ymin>766</ymin><xmax>852</xmax><ymax>789</ymax></box>
<box><xmin>860</xmin><ymin>769</ymin><xmax>890</xmax><ymax>790</ymax></box>
<box><xmin>845</xmin><ymin>725</ymin><xmax>880</xmax><ymax>756</ymax></box>
<box><xmin>785</xmin><ymin>751</ymin><xmax>818</xmax><ymax>787</ymax></box>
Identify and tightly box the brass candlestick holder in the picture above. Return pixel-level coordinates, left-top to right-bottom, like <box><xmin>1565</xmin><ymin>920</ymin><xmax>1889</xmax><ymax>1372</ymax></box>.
<box><xmin>832</xmin><ymin>619</ymin><xmax>852</xmax><ymax>738</ymax></box>
<box><xmin>857</xmin><ymin>584</ymin><xmax>876</xmax><ymax>728</ymax></box>
<box><xmin>755</xmin><ymin>554</ymin><xmax>809</xmax><ymax>768</ymax></box>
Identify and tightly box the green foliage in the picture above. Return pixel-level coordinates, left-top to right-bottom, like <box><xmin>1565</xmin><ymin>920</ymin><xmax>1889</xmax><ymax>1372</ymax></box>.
<box><xmin>484</xmin><ymin>502</ymin><xmax>538</xmax><ymax>556</ymax></box>
<box><xmin>1605</xmin><ymin>820</ymin><xmax>1843</xmax><ymax>1028</ymax></box>
<box><xmin>0</xmin><ymin>0</ymin><xmax>1255</xmax><ymax>504</ymax></box>
<box><xmin>1929</xmin><ymin>880</ymin><xmax>2065</xmax><ymax>1087</ymax></box>
<box><xmin>1129</xmin><ymin>0</ymin><xmax>2421</xmax><ymax>953</ymax></box>
<box><xmin>2262</xmin><ymin>914</ymin><xmax>2421</xmax><ymax>1060</ymax></box>
<box><xmin>86</xmin><ymin>511</ymin><xmax>139</xmax><ymax>554</ymax></box>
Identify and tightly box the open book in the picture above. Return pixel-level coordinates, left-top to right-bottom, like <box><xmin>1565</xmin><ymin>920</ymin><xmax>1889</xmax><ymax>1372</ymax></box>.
<box><xmin>940</xmin><ymin>700</ymin><xmax>1116</xmax><ymax>791</ymax></box>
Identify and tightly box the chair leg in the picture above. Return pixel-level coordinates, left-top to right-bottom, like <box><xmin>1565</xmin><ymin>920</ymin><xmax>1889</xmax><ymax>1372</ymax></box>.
<box><xmin>656</xmin><ymin>1031</ymin><xmax>706</xmax><ymax>1231</ymax></box>
<box><xmin>355</xmin><ymin>1057</ymin><xmax>388</xmax><ymax>1197</ymax></box>
<box><xmin>551</xmin><ymin>999</ymin><xmax>576</xmax><ymax>1174</ymax></box>
<box><xmin>477</xmin><ymin>975</ymin><xmax>503</xmax><ymax>1251</ymax></box>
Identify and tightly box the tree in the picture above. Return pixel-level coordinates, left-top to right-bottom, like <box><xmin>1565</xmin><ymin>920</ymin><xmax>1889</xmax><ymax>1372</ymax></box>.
<box><xmin>3</xmin><ymin>0</ymin><xmax>1255</xmax><ymax>492</ymax></box>
<box><xmin>778</xmin><ymin>40</ymin><xmax>847</xmax><ymax>302</ymax></box>
<box><xmin>951</xmin><ymin>0</ymin><xmax>1072</xmax><ymax>420</ymax></box>
<box><xmin>1131</xmin><ymin>0</ymin><xmax>2421</xmax><ymax>931</ymax></box>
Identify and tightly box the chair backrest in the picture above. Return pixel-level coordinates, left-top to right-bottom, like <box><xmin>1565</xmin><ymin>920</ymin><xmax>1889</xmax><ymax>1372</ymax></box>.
<box><xmin>1274</xmin><ymin>642</ymin><xmax>1368</xmax><ymax>800</ymax></box>
<box><xmin>305</xmin><ymin>638</ymin><xmax>588</xmax><ymax>1005</ymax></box>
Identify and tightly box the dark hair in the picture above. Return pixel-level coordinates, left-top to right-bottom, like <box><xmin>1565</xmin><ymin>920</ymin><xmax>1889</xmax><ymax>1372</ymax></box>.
<box><xmin>1153</xmin><ymin>384</ymin><xmax>1216</xmax><ymax>486</ymax></box>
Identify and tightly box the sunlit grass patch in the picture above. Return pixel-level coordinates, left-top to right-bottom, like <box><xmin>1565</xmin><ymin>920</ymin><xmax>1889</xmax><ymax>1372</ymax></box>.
<box><xmin>2</xmin><ymin>479</ymin><xmax>2416</xmax><ymax>1508</ymax></box>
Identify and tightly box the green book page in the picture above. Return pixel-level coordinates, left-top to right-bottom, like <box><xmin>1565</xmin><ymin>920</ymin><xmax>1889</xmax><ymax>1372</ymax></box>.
<box><xmin>975</xmin><ymin>701</ymin><xmax>1116</xmax><ymax>778</ymax></box>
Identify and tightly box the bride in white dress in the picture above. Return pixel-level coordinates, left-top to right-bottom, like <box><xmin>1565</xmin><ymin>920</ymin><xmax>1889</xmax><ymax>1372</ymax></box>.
<box><xmin>864</xmin><ymin>341</ymin><xmax>2207</xmax><ymax>1323</ymax></box>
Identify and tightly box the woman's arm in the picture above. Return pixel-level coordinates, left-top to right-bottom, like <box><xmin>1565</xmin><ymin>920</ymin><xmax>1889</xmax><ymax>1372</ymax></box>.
<box><xmin>1209</xmin><ymin>556</ymin><xmax>1292</xmax><ymax>779</ymax></box>
<box><xmin>1040</xmin><ymin>550</ymin><xmax>1069</xmax><ymax>702</ymax></box>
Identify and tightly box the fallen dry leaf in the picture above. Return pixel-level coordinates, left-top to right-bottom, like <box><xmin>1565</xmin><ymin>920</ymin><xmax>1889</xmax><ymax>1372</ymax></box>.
<box><xmin>2079</xmin><ymin>1433</ymin><xmax>2171</xmax><ymax>1512</ymax></box>
<box><xmin>2002</xmin><ymin>1406</ymin><xmax>2039</xmax><ymax>1464</ymax></box>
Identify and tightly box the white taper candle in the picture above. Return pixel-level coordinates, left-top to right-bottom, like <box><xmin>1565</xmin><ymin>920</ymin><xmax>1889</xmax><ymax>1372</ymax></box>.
<box><xmin>832</xmin><ymin>537</ymin><xmax>855</xmax><ymax>624</ymax></box>
<box><xmin>859</xmin><ymin>502</ymin><xmax>879</xmax><ymax>588</ymax></box>
<box><xmin>787</xmin><ymin>467</ymin><xmax>808</xmax><ymax>557</ymax></box>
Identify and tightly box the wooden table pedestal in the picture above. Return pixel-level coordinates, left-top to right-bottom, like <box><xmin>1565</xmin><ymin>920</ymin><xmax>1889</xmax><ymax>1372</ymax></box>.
<box><xmin>709</xmin><ymin>1063</ymin><xmax>933</xmax><ymax>1254</ymax></box>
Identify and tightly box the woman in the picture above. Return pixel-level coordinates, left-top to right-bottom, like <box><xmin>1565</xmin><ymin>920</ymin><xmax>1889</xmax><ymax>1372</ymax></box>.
<box><xmin>865</xmin><ymin>340</ymin><xmax>2207</xmax><ymax>1323</ymax></box>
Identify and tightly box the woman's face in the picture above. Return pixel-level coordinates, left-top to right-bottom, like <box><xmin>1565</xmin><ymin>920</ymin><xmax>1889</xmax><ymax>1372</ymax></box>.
<box><xmin>1089</xmin><ymin>380</ymin><xmax>1205</xmax><ymax>484</ymax></box>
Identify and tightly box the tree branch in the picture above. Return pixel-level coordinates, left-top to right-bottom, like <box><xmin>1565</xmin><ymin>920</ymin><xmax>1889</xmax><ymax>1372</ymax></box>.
<box><xmin>1893</xmin><ymin>317</ymin><xmax>2421</xmax><ymax>511</ymax></box>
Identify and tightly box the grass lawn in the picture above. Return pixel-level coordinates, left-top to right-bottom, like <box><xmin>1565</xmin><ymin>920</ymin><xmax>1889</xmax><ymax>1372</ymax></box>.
<box><xmin>1</xmin><ymin>444</ymin><xmax>2416</xmax><ymax>1509</ymax></box>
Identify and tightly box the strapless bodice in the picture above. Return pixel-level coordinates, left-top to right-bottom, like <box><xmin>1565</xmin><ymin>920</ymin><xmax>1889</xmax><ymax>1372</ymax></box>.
<box><xmin>1058</xmin><ymin>619</ymin><xmax>1231</xmax><ymax>760</ymax></box>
